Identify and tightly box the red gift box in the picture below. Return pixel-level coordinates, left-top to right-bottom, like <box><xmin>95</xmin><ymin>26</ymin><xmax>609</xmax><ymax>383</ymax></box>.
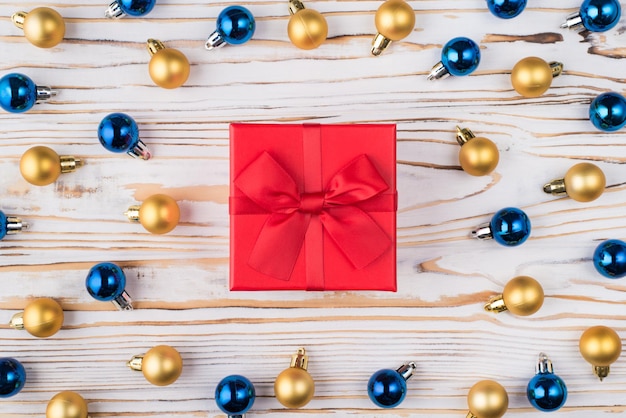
<box><xmin>229</xmin><ymin>123</ymin><xmax>397</xmax><ymax>291</ymax></box>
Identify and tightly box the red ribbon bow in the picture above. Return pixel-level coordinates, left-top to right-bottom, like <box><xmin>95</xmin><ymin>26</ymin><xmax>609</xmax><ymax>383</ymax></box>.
<box><xmin>234</xmin><ymin>151</ymin><xmax>392</xmax><ymax>287</ymax></box>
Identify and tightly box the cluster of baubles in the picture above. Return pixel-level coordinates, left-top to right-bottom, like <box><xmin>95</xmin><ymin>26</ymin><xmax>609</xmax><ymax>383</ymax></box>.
<box><xmin>0</xmin><ymin>109</ymin><xmax>180</xmax><ymax>232</ymax></box>
<box><xmin>2</xmin><ymin>0</ymin><xmax>625</xmax><ymax>416</ymax></box>
<box><xmin>2</xmin><ymin>337</ymin><xmax>621</xmax><ymax>415</ymax></box>
<box><xmin>0</xmin><ymin>346</ymin><xmax>315</xmax><ymax>417</ymax></box>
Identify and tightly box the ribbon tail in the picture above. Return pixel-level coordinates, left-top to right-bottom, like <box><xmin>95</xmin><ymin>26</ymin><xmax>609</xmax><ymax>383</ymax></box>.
<box><xmin>248</xmin><ymin>212</ymin><xmax>310</xmax><ymax>281</ymax></box>
<box><xmin>322</xmin><ymin>206</ymin><xmax>391</xmax><ymax>269</ymax></box>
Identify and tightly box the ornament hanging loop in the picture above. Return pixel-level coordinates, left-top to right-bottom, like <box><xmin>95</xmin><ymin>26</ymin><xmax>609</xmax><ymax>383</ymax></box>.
<box><xmin>147</xmin><ymin>39</ymin><xmax>166</xmax><ymax>56</ymax></box>
<box><xmin>288</xmin><ymin>0</ymin><xmax>306</xmax><ymax>15</ymax></box>
<box><xmin>536</xmin><ymin>352</ymin><xmax>554</xmax><ymax>374</ymax></box>
<box><xmin>11</xmin><ymin>11</ymin><xmax>27</xmax><ymax>28</ymax></box>
<box><xmin>560</xmin><ymin>12</ymin><xmax>582</xmax><ymax>29</ymax></box>
<box><xmin>105</xmin><ymin>1</ymin><xmax>124</xmax><ymax>19</ymax></box>
<box><xmin>456</xmin><ymin>126</ymin><xmax>476</xmax><ymax>145</ymax></box>
<box><xmin>290</xmin><ymin>347</ymin><xmax>309</xmax><ymax>369</ymax></box>
<box><xmin>396</xmin><ymin>362</ymin><xmax>417</xmax><ymax>380</ymax></box>
<box><xmin>127</xmin><ymin>355</ymin><xmax>144</xmax><ymax>371</ymax></box>
<box><xmin>9</xmin><ymin>312</ymin><xmax>25</xmax><ymax>330</ymax></box>
<box><xmin>544</xmin><ymin>179</ymin><xmax>566</xmax><ymax>195</ymax></box>
<box><xmin>595</xmin><ymin>366</ymin><xmax>610</xmax><ymax>381</ymax></box>
<box><xmin>427</xmin><ymin>61</ymin><xmax>449</xmax><ymax>81</ymax></box>
<box><xmin>472</xmin><ymin>223</ymin><xmax>492</xmax><ymax>240</ymax></box>
<box><xmin>6</xmin><ymin>217</ymin><xmax>27</xmax><ymax>234</ymax></box>
<box><xmin>372</xmin><ymin>34</ymin><xmax>392</xmax><ymax>56</ymax></box>
<box><xmin>60</xmin><ymin>155</ymin><xmax>82</xmax><ymax>173</ymax></box>
<box><xmin>484</xmin><ymin>295</ymin><xmax>507</xmax><ymax>313</ymax></box>
<box><xmin>125</xmin><ymin>205</ymin><xmax>141</xmax><ymax>222</ymax></box>
<box><xmin>550</xmin><ymin>62</ymin><xmax>563</xmax><ymax>78</ymax></box>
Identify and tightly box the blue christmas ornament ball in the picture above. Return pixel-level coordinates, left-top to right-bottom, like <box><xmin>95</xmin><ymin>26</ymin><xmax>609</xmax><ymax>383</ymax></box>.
<box><xmin>589</xmin><ymin>92</ymin><xmax>626</xmax><ymax>132</ymax></box>
<box><xmin>441</xmin><ymin>37</ymin><xmax>481</xmax><ymax>77</ymax></box>
<box><xmin>593</xmin><ymin>239</ymin><xmax>626</xmax><ymax>279</ymax></box>
<box><xmin>215</xmin><ymin>375</ymin><xmax>256</xmax><ymax>415</ymax></box>
<box><xmin>98</xmin><ymin>113</ymin><xmax>140</xmax><ymax>153</ymax></box>
<box><xmin>486</xmin><ymin>0</ymin><xmax>527</xmax><ymax>19</ymax></box>
<box><xmin>580</xmin><ymin>0</ymin><xmax>621</xmax><ymax>32</ymax></box>
<box><xmin>217</xmin><ymin>6</ymin><xmax>255</xmax><ymax>45</ymax></box>
<box><xmin>0</xmin><ymin>358</ymin><xmax>26</xmax><ymax>398</ymax></box>
<box><xmin>0</xmin><ymin>211</ymin><xmax>8</xmax><ymax>240</ymax></box>
<box><xmin>367</xmin><ymin>369</ymin><xmax>407</xmax><ymax>408</ymax></box>
<box><xmin>490</xmin><ymin>207</ymin><xmax>531</xmax><ymax>247</ymax></box>
<box><xmin>527</xmin><ymin>373</ymin><xmax>567</xmax><ymax>412</ymax></box>
<box><xmin>118</xmin><ymin>0</ymin><xmax>156</xmax><ymax>16</ymax></box>
<box><xmin>85</xmin><ymin>262</ymin><xmax>127</xmax><ymax>301</ymax></box>
<box><xmin>0</xmin><ymin>73</ymin><xmax>37</xmax><ymax>113</ymax></box>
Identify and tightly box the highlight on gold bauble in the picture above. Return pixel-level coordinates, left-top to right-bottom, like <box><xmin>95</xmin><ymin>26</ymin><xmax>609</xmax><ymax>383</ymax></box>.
<box><xmin>371</xmin><ymin>0</ymin><xmax>415</xmax><ymax>55</ymax></box>
<box><xmin>19</xmin><ymin>146</ymin><xmax>81</xmax><ymax>186</ymax></box>
<box><xmin>12</xmin><ymin>7</ymin><xmax>65</xmax><ymax>48</ymax></box>
<box><xmin>10</xmin><ymin>297</ymin><xmax>64</xmax><ymax>338</ymax></box>
<box><xmin>287</xmin><ymin>0</ymin><xmax>328</xmax><ymax>50</ymax></box>
<box><xmin>126</xmin><ymin>194</ymin><xmax>180</xmax><ymax>234</ymax></box>
<box><xmin>467</xmin><ymin>380</ymin><xmax>509</xmax><ymax>418</ymax></box>
<box><xmin>456</xmin><ymin>126</ymin><xmax>499</xmax><ymax>176</ymax></box>
<box><xmin>484</xmin><ymin>276</ymin><xmax>544</xmax><ymax>317</ymax></box>
<box><xmin>127</xmin><ymin>345</ymin><xmax>183</xmax><ymax>386</ymax></box>
<box><xmin>511</xmin><ymin>57</ymin><xmax>563</xmax><ymax>98</ymax></box>
<box><xmin>579</xmin><ymin>325</ymin><xmax>622</xmax><ymax>381</ymax></box>
<box><xmin>46</xmin><ymin>391</ymin><xmax>88</xmax><ymax>418</ymax></box>
<box><xmin>147</xmin><ymin>39</ymin><xmax>190</xmax><ymax>89</ymax></box>
<box><xmin>544</xmin><ymin>163</ymin><xmax>606</xmax><ymax>202</ymax></box>
<box><xmin>274</xmin><ymin>347</ymin><xmax>315</xmax><ymax>409</ymax></box>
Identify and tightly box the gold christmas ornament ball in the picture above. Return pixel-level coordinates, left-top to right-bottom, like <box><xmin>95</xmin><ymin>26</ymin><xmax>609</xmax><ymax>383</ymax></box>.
<box><xmin>375</xmin><ymin>0</ymin><xmax>415</xmax><ymax>41</ymax></box>
<box><xmin>459</xmin><ymin>137</ymin><xmax>499</xmax><ymax>176</ymax></box>
<box><xmin>511</xmin><ymin>57</ymin><xmax>553</xmax><ymax>98</ymax></box>
<box><xmin>274</xmin><ymin>367</ymin><xmax>315</xmax><ymax>408</ymax></box>
<box><xmin>20</xmin><ymin>146</ymin><xmax>62</xmax><ymax>186</ymax></box>
<box><xmin>564</xmin><ymin>163</ymin><xmax>606</xmax><ymax>202</ymax></box>
<box><xmin>502</xmin><ymin>276</ymin><xmax>544</xmax><ymax>317</ymax></box>
<box><xmin>288</xmin><ymin>9</ymin><xmax>328</xmax><ymax>50</ymax></box>
<box><xmin>46</xmin><ymin>391</ymin><xmax>88</xmax><ymax>418</ymax></box>
<box><xmin>23</xmin><ymin>297</ymin><xmax>64</xmax><ymax>338</ymax></box>
<box><xmin>467</xmin><ymin>380</ymin><xmax>509</xmax><ymax>418</ymax></box>
<box><xmin>19</xmin><ymin>7</ymin><xmax>65</xmax><ymax>48</ymax></box>
<box><xmin>142</xmin><ymin>345</ymin><xmax>183</xmax><ymax>386</ymax></box>
<box><xmin>139</xmin><ymin>194</ymin><xmax>180</xmax><ymax>234</ymax></box>
<box><xmin>579</xmin><ymin>326</ymin><xmax>622</xmax><ymax>367</ymax></box>
<box><xmin>149</xmin><ymin>48</ymin><xmax>190</xmax><ymax>89</ymax></box>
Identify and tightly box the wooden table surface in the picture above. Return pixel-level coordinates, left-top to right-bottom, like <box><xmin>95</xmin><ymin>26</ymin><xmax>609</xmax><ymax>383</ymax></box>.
<box><xmin>1</xmin><ymin>0</ymin><xmax>625</xmax><ymax>416</ymax></box>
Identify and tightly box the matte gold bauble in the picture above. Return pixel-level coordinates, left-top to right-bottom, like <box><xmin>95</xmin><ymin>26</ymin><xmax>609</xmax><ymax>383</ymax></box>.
<box><xmin>23</xmin><ymin>298</ymin><xmax>64</xmax><ymax>338</ymax></box>
<box><xmin>511</xmin><ymin>57</ymin><xmax>553</xmax><ymax>98</ymax></box>
<box><xmin>274</xmin><ymin>367</ymin><xmax>315</xmax><ymax>408</ymax></box>
<box><xmin>580</xmin><ymin>326</ymin><xmax>621</xmax><ymax>367</ymax></box>
<box><xmin>149</xmin><ymin>48</ymin><xmax>190</xmax><ymax>89</ymax></box>
<box><xmin>142</xmin><ymin>345</ymin><xmax>183</xmax><ymax>386</ymax></box>
<box><xmin>14</xmin><ymin>7</ymin><xmax>65</xmax><ymax>48</ymax></box>
<box><xmin>459</xmin><ymin>137</ymin><xmax>499</xmax><ymax>176</ymax></box>
<box><xmin>288</xmin><ymin>9</ymin><xmax>328</xmax><ymax>50</ymax></box>
<box><xmin>20</xmin><ymin>146</ymin><xmax>61</xmax><ymax>186</ymax></box>
<box><xmin>467</xmin><ymin>380</ymin><xmax>508</xmax><ymax>418</ymax></box>
<box><xmin>46</xmin><ymin>391</ymin><xmax>88</xmax><ymax>418</ymax></box>
<box><xmin>564</xmin><ymin>163</ymin><xmax>606</xmax><ymax>202</ymax></box>
<box><xmin>375</xmin><ymin>0</ymin><xmax>415</xmax><ymax>41</ymax></box>
<box><xmin>502</xmin><ymin>276</ymin><xmax>544</xmax><ymax>316</ymax></box>
<box><xmin>139</xmin><ymin>194</ymin><xmax>180</xmax><ymax>234</ymax></box>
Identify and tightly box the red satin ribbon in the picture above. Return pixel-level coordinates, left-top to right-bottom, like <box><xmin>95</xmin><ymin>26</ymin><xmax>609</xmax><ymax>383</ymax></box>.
<box><xmin>233</xmin><ymin>147</ymin><xmax>392</xmax><ymax>289</ymax></box>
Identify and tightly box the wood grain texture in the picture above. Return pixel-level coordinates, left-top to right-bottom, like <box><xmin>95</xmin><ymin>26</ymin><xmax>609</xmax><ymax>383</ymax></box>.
<box><xmin>0</xmin><ymin>0</ymin><xmax>625</xmax><ymax>416</ymax></box>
